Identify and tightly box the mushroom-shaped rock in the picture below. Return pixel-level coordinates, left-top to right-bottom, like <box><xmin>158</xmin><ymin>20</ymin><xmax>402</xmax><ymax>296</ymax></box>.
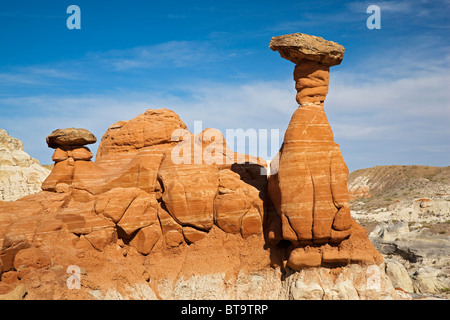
<box><xmin>268</xmin><ymin>33</ymin><xmax>352</xmax><ymax>246</ymax></box>
<box><xmin>42</xmin><ymin>128</ymin><xmax>97</xmax><ymax>192</ymax></box>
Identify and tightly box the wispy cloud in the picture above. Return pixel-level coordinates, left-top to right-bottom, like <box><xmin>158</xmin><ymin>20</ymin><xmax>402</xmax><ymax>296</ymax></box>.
<box><xmin>0</xmin><ymin>39</ymin><xmax>247</xmax><ymax>91</ymax></box>
<box><xmin>0</xmin><ymin>72</ymin><xmax>42</xmax><ymax>85</ymax></box>
<box><xmin>325</xmin><ymin>66</ymin><xmax>450</xmax><ymax>170</ymax></box>
<box><xmin>0</xmin><ymin>66</ymin><xmax>80</xmax><ymax>87</ymax></box>
<box><xmin>91</xmin><ymin>40</ymin><xmax>244</xmax><ymax>71</ymax></box>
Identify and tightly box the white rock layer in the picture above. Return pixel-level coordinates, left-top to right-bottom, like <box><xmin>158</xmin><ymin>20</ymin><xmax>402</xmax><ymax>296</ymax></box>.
<box><xmin>91</xmin><ymin>263</ymin><xmax>406</xmax><ymax>300</ymax></box>
<box><xmin>0</xmin><ymin>129</ymin><xmax>51</xmax><ymax>201</ymax></box>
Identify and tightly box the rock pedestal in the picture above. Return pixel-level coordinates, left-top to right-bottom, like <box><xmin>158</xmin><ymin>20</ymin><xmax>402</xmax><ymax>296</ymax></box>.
<box><xmin>268</xmin><ymin>33</ymin><xmax>376</xmax><ymax>267</ymax></box>
<box><xmin>42</xmin><ymin>128</ymin><xmax>97</xmax><ymax>193</ymax></box>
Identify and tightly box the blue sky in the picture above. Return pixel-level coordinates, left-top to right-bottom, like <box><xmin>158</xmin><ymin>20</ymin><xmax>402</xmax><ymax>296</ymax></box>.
<box><xmin>0</xmin><ymin>0</ymin><xmax>449</xmax><ymax>172</ymax></box>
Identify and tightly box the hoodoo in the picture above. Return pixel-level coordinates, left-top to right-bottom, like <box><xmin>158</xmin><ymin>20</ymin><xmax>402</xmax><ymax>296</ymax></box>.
<box><xmin>267</xmin><ymin>33</ymin><xmax>380</xmax><ymax>269</ymax></box>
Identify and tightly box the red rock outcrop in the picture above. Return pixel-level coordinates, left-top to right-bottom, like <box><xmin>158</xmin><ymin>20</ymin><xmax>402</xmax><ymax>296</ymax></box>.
<box><xmin>0</xmin><ymin>108</ymin><xmax>268</xmax><ymax>274</ymax></box>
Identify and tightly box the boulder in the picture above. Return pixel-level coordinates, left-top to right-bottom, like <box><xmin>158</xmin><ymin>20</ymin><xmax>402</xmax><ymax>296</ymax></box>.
<box><xmin>269</xmin><ymin>33</ymin><xmax>345</xmax><ymax>66</ymax></box>
<box><xmin>384</xmin><ymin>259</ymin><xmax>414</xmax><ymax>292</ymax></box>
<box><xmin>95</xmin><ymin>108</ymin><xmax>187</xmax><ymax>167</ymax></box>
<box><xmin>129</xmin><ymin>224</ymin><xmax>162</xmax><ymax>255</ymax></box>
<box><xmin>84</xmin><ymin>228</ymin><xmax>117</xmax><ymax>251</ymax></box>
<box><xmin>46</xmin><ymin>128</ymin><xmax>97</xmax><ymax>149</ymax></box>
<box><xmin>182</xmin><ymin>226</ymin><xmax>207</xmax><ymax>244</ymax></box>
<box><xmin>116</xmin><ymin>192</ymin><xmax>159</xmax><ymax>236</ymax></box>
<box><xmin>287</xmin><ymin>247</ymin><xmax>322</xmax><ymax>270</ymax></box>
<box><xmin>214</xmin><ymin>169</ymin><xmax>264</xmax><ymax>237</ymax></box>
<box><xmin>13</xmin><ymin>248</ymin><xmax>51</xmax><ymax>270</ymax></box>
<box><xmin>412</xmin><ymin>267</ymin><xmax>444</xmax><ymax>294</ymax></box>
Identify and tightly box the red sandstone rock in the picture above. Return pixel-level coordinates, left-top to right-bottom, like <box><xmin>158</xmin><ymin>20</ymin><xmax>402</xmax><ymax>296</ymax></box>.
<box><xmin>1</xmin><ymin>271</ymin><xmax>18</xmax><ymax>284</ymax></box>
<box><xmin>15</xmin><ymin>108</ymin><xmax>267</xmax><ymax>260</ymax></box>
<box><xmin>71</xmin><ymin>147</ymin><xmax>93</xmax><ymax>161</ymax></box>
<box><xmin>84</xmin><ymin>228</ymin><xmax>117</xmax><ymax>251</ymax></box>
<box><xmin>158</xmin><ymin>158</ymin><xmax>218</xmax><ymax>231</ymax></box>
<box><xmin>1</xmin><ymin>102</ymin><xmax>381</xmax><ymax>277</ymax></box>
<box><xmin>116</xmin><ymin>192</ymin><xmax>159</xmax><ymax>236</ymax></box>
<box><xmin>158</xmin><ymin>204</ymin><xmax>184</xmax><ymax>247</ymax></box>
<box><xmin>52</xmin><ymin>148</ymin><xmax>69</xmax><ymax>163</ymax></box>
<box><xmin>13</xmin><ymin>248</ymin><xmax>51</xmax><ymax>270</ymax></box>
<box><xmin>129</xmin><ymin>224</ymin><xmax>162</xmax><ymax>255</ymax></box>
<box><xmin>94</xmin><ymin>188</ymin><xmax>140</xmax><ymax>223</ymax></box>
<box><xmin>214</xmin><ymin>169</ymin><xmax>263</xmax><ymax>237</ymax></box>
<box><xmin>321</xmin><ymin>247</ymin><xmax>351</xmax><ymax>265</ymax></box>
<box><xmin>42</xmin><ymin>159</ymin><xmax>74</xmax><ymax>192</ymax></box>
<box><xmin>268</xmin><ymin>34</ymin><xmax>352</xmax><ymax>245</ymax></box>
<box><xmin>287</xmin><ymin>247</ymin><xmax>322</xmax><ymax>270</ymax></box>
<box><xmin>96</xmin><ymin>109</ymin><xmax>186</xmax><ymax>167</ymax></box>
<box><xmin>182</xmin><ymin>226</ymin><xmax>207</xmax><ymax>244</ymax></box>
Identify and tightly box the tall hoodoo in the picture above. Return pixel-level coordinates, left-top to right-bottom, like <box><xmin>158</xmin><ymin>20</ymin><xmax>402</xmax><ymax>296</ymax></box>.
<box><xmin>268</xmin><ymin>33</ymin><xmax>358</xmax><ymax>267</ymax></box>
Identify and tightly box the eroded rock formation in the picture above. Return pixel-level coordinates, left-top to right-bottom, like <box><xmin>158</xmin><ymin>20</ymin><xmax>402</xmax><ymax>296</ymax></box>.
<box><xmin>267</xmin><ymin>33</ymin><xmax>378</xmax><ymax>269</ymax></box>
<box><xmin>0</xmin><ymin>33</ymin><xmax>395</xmax><ymax>300</ymax></box>
<box><xmin>0</xmin><ymin>109</ymin><xmax>267</xmax><ymax>262</ymax></box>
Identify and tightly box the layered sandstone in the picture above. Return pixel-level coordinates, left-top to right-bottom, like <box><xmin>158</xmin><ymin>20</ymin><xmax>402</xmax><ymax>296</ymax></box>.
<box><xmin>267</xmin><ymin>33</ymin><xmax>377</xmax><ymax>268</ymax></box>
<box><xmin>0</xmin><ymin>129</ymin><xmax>51</xmax><ymax>201</ymax></box>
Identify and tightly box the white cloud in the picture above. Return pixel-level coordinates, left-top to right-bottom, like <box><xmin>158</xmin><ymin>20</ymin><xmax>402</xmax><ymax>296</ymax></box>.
<box><xmin>0</xmin><ymin>66</ymin><xmax>80</xmax><ymax>87</ymax></box>
<box><xmin>92</xmin><ymin>40</ymin><xmax>242</xmax><ymax>71</ymax></box>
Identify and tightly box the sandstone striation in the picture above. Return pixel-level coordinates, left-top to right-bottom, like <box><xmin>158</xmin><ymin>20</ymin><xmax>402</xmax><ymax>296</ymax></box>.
<box><xmin>267</xmin><ymin>33</ymin><xmax>379</xmax><ymax>268</ymax></box>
